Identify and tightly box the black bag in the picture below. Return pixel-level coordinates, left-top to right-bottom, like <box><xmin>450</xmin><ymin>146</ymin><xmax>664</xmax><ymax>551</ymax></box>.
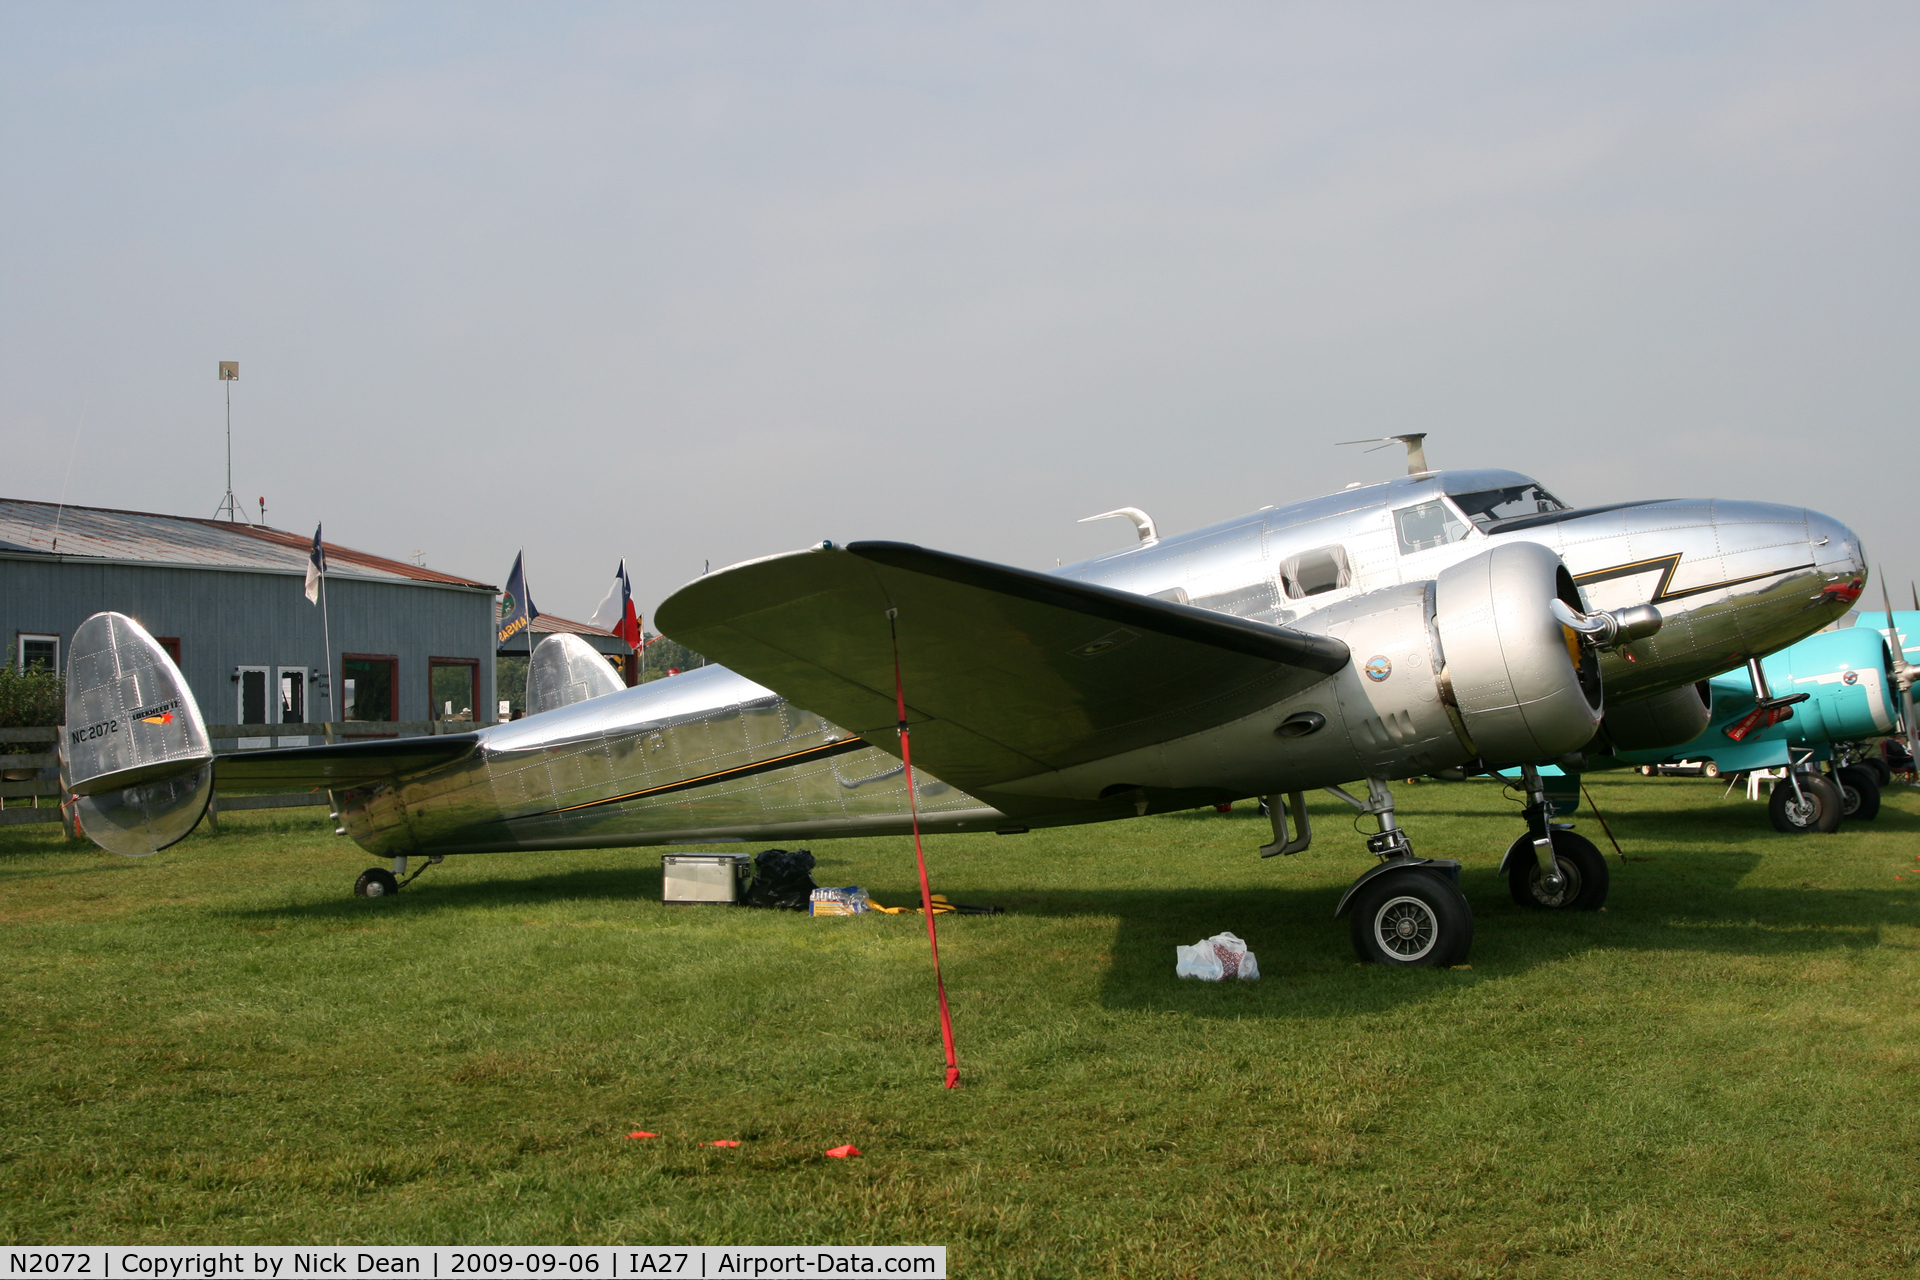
<box><xmin>744</xmin><ymin>848</ymin><xmax>817</xmax><ymax>911</ymax></box>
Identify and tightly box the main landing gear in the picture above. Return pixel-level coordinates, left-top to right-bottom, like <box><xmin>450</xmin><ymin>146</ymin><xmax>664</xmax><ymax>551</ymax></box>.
<box><xmin>1262</xmin><ymin>777</ymin><xmax>1474</xmax><ymax>968</ymax></box>
<box><xmin>353</xmin><ymin>853</ymin><xmax>443</xmax><ymax>898</ymax></box>
<box><xmin>1496</xmin><ymin>763</ymin><xmax>1609</xmax><ymax>911</ymax></box>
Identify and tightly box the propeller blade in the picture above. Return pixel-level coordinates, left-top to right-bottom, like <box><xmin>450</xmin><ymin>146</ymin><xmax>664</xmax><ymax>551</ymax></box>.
<box><xmin>1911</xmin><ymin>580</ymin><xmax>1916</xmax><ymax>611</ymax></box>
<box><xmin>1881</xmin><ymin>571</ymin><xmax>1920</xmax><ymax>768</ymax></box>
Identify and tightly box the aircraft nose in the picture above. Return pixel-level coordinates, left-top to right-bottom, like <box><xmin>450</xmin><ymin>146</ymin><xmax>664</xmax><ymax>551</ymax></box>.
<box><xmin>1808</xmin><ymin>510</ymin><xmax>1865</xmax><ymax>577</ymax></box>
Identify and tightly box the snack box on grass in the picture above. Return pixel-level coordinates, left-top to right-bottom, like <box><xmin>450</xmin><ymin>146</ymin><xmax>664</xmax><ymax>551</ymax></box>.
<box><xmin>662</xmin><ymin>853</ymin><xmax>753</xmax><ymax>904</ymax></box>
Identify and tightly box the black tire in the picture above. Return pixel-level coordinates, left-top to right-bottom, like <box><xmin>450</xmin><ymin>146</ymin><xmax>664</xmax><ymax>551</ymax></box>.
<box><xmin>1768</xmin><ymin>773</ymin><xmax>1843</xmax><ymax>834</ymax></box>
<box><xmin>1504</xmin><ymin>830</ymin><xmax>1610</xmax><ymax>911</ymax></box>
<box><xmin>1861</xmin><ymin>757</ymin><xmax>1892</xmax><ymax>788</ymax></box>
<box><xmin>1349</xmin><ymin>869</ymin><xmax>1473</xmax><ymax>967</ymax></box>
<box><xmin>353</xmin><ymin>867</ymin><xmax>400</xmax><ymax>898</ymax></box>
<box><xmin>1836</xmin><ymin>766</ymin><xmax>1882</xmax><ymax>821</ymax></box>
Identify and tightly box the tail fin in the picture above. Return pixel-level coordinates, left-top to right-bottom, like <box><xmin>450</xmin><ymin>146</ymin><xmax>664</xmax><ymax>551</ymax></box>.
<box><xmin>525</xmin><ymin>632</ymin><xmax>626</xmax><ymax>716</ymax></box>
<box><xmin>64</xmin><ymin>612</ymin><xmax>213</xmax><ymax>856</ymax></box>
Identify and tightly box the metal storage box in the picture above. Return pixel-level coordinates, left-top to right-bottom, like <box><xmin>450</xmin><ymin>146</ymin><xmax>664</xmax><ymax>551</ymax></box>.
<box><xmin>662</xmin><ymin>853</ymin><xmax>752</xmax><ymax>904</ymax></box>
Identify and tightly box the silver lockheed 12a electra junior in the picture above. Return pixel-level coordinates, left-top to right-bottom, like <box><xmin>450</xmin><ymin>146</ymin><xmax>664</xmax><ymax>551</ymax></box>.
<box><xmin>63</xmin><ymin>445</ymin><xmax>1865</xmax><ymax>966</ymax></box>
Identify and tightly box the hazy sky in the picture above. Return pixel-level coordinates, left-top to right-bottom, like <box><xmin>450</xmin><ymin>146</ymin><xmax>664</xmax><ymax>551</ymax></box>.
<box><xmin>4</xmin><ymin>3</ymin><xmax>1916</xmax><ymax>625</ymax></box>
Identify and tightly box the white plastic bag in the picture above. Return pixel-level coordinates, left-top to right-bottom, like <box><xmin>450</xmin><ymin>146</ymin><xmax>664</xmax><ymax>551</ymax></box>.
<box><xmin>1176</xmin><ymin>931</ymin><xmax>1259</xmax><ymax>981</ymax></box>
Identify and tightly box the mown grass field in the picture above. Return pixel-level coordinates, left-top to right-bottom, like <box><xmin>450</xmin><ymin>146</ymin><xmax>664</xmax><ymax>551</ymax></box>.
<box><xmin>5</xmin><ymin>775</ymin><xmax>1920</xmax><ymax>1276</ymax></box>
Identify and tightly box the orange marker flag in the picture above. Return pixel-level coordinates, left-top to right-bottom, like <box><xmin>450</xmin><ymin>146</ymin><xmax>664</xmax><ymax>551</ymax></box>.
<box><xmin>707</xmin><ymin>1140</ymin><xmax>741</xmax><ymax>1148</ymax></box>
<box><xmin>825</xmin><ymin>1144</ymin><xmax>861</xmax><ymax>1158</ymax></box>
<box><xmin>626</xmin><ymin>1131</ymin><xmax>658</xmax><ymax>1139</ymax></box>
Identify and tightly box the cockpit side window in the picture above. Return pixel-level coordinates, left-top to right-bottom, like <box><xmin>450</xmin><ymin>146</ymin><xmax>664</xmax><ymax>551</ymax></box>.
<box><xmin>1449</xmin><ymin>483</ymin><xmax>1567</xmax><ymax>528</ymax></box>
<box><xmin>1280</xmin><ymin>545</ymin><xmax>1350</xmax><ymax>599</ymax></box>
<box><xmin>1393</xmin><ymin>500</ymin><xmax>1472</xmax><ymax>554</ymax></box>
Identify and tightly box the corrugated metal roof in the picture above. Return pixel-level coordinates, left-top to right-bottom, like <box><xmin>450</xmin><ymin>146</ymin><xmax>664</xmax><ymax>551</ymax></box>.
<box><xmin>0</xmin><ymin>498</ymin><xmax>494</xmax><ymax>590</ymax></box>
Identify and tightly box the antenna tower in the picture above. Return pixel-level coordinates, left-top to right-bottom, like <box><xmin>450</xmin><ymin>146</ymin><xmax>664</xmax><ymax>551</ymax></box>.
<box><xmin>212</xmin><ymin>361</ymin><xmax>251</xmax><ymax>523</ymax></box>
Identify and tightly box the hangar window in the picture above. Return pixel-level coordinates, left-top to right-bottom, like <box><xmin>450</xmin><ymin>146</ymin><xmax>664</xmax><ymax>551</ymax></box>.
<box><xmin>342</xmin><ymin>655</ymin><xmax>398</xmax><ymax>722</ymax></box>
<box><xmin>278</xmin><ymin>668</ymin><xmax>305</xmax><ymax>723</ymax></box>
<box><xmin>1280</xmin><ymin>545</ymin><xmax>1351</xmax><ymax>599</ymax></box>
<box><xmin>1393</xmin><ymin>500</ymin><xmax>1472</xmax><ymax>554</ymax></box>
<box><xmin>17</xmin><ymin>634</ymin><xmax>58</xmax><ymax>672</ymax></box>
<box><xmin>430</xmin><ymin>658</ymin><xmax>480</xmax><ymax>722</ymax></box>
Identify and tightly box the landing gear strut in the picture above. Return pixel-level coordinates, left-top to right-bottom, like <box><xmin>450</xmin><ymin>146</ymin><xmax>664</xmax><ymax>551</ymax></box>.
<box><xmin>1499</xmin><ymin>763</ymin><xmax>1609</xmax><ymax>911</ymax></box>
<box><xmin>1325</xmin><ymin>778</ymin><xmax>1473</xmax><ymax>967</ymax></box>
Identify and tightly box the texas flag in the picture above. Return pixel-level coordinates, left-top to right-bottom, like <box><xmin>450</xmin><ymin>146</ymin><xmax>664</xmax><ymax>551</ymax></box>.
<box><xmin>304</xmin><ymin>524</ymin><xmax>327</xmax><ymax>603</ymax></box>
<box><xmin>589</xmin><ymin>559</ymin><xmax>642</xmax><ymax>651</ymax></box>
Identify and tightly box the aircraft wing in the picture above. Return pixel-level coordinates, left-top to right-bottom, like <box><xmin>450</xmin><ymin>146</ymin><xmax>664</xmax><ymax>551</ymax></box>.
<box><xmin>214</xmin><ymin>734</ymin><xmax>483</xmax><ymax>790</ymax></box>
<box><xmin>655</xmin><ymin>541</ymin><xmax>1350</xmax><ymax>793</ymax></box>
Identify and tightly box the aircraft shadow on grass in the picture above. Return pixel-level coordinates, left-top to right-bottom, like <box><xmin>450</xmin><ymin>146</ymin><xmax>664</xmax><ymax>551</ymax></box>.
<box><xmin>211</xmin><ymin>805</ymin><xmax>1920</xmax><ymax>1022</ymax></box>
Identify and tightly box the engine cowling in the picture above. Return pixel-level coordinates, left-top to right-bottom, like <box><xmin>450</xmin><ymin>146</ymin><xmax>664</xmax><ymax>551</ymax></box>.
<box><xmin>1600</xmin><ymin>682</ymin><xmax>1712</xmax><ymax>752</ymax></box>
<box><xmin>1432</xmin><ymin>540</ymin><xmax>1604</xmax><ymax>766</ymax></box>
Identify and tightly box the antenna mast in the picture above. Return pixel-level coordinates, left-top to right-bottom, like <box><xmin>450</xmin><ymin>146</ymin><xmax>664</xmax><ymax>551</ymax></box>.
<box><xmin>213</xmin><ymin>361</ymin><xmax>249</xmax><ymax>522</ymax></box>
<box><xmin>1335</xmin><ymin>433</ymin><xmax>1431</xmax><ymax>476</ymax></box>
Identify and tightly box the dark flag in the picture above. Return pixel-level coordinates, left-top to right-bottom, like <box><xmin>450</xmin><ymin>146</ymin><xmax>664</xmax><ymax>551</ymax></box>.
<box><xmin>304</xmin><ymin>524</ymin><xmax>327</xmax><ymax>603</ymax></box>
<box><xmin>498</xmin><ymin>550</ymin><xmax>540</xmax><ymax>644</ymax></box>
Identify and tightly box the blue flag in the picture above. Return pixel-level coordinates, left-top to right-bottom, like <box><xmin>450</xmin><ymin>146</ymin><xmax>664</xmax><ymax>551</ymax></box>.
<box><xmin>497</xmin><ymin>550</ymin><xmax>540</xmax><ymax>644</ymax></box>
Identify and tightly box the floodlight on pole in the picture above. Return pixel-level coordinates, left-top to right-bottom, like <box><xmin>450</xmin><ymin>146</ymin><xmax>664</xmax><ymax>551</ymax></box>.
<box><xmin>213</xmin><ymin>361</ymin><xmax>249</xmax><ymax>523</ymax></box>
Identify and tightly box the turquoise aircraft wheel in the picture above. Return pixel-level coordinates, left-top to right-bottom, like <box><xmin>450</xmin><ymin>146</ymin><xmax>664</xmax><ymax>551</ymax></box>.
<box><xmin>1505</xmin><ymin>831</ymin><xmax>1609</xmax><ymax>911</ymax></box>
<box><xmin>1768</xmin><ymin>773</ymin><xmax>1843</xmax><ymax>834</ymax></box>
<box><xmin>1835</xmin><ymin>766</ymin><xmax>1881</xmax><ymax>821</ymax></box>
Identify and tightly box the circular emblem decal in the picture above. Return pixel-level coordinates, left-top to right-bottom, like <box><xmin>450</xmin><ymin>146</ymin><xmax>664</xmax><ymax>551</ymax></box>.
<box><xmin>1843</xmin><ymin>669</ymin><xmax>1859</xmax><ymax>685</ymax></box>
<box><xmin>1364</xmin><ymin>655</ymin><xmax>1393</xmax><ymax>682</ymax></box>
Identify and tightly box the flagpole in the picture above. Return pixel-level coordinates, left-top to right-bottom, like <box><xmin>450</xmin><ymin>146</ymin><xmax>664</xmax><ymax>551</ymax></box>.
<box><xmin>319</xmin><ymin>571</ymin><xmax>335</xmax><ymax>722</ymax></box>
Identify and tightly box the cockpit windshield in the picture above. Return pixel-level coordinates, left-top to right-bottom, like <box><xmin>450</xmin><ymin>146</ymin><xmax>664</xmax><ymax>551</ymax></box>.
<box><xmin>1448</xmin><ymin>482</ymin><xmax>1568</xmax><ymax>528</ymax></box>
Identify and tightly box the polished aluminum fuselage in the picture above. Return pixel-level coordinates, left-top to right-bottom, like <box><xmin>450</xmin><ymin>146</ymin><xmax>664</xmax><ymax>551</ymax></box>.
<box><xmin>334</xmin><ymin>469</ymin><xmax>1864</xmax><ymax>857</ymax></box>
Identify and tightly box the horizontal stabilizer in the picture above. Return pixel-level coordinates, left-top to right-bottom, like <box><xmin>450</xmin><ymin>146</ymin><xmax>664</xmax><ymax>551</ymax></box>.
<box><xmin>656</xmin><ymin>541</ymin><xmax>1349</xmax><ymax>792</ymax></box>
<box><xmin>215</xmin><ymin>734</ymin><xmax>483</xmax><ymax>790</ymax></box>
<box><xmin>526</xmin><ymin>632</ymin><xmax>625</xmax><ymax>716</ymax></box>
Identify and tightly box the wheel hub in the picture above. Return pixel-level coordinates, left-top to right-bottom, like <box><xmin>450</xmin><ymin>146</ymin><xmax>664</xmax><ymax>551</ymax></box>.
<box><xmin>1374</xmin><ymin>896</ymin><xmax>1438</xmax><ymax>961</ymax></box>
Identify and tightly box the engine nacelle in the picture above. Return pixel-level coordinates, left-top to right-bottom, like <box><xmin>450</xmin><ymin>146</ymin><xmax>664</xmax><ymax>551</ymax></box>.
<box><xmin>1432</xmin><ymin>540</ymin><xmax>1604</xmax><ymax>766</ymax></box>
<box><xmin>1599</xmin><ymin>682</ymin><xmax>1712</xmax><ymax>752</ymax></box>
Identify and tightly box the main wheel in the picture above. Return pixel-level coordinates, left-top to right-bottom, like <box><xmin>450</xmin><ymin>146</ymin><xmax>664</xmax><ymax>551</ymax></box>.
<box><xmin>1505</xmin><ymin>830</ymin><xmax>1610</xmax><ymax>910</ymax></box>
<box><xmin>1349</xmin><ymin>869</ymin><xmax>1473</xmax><ymax>967</ymax></box>
<box><xmin>1858</xmin><ymin>757</ymin><xmax>1891</xmax><ymax>789</ymax></box>
<box><xmin>1835</xmin><ymin>766</ymin><xmax>1881</xmax><ymax>821</ymax></box>
<box><xmin>1768</xmin><ymin>773</ymin><xmax>1843</xmax><ymax>833</ymax></box>
<box><xmin>353</xmin><ymin>867</ymin><xmax>400</xmax><ymax>897</ymax></box>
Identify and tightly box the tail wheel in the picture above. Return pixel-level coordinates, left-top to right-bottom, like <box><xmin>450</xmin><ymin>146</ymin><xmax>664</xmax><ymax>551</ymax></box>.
<box><xmin>354</xmin><ymin>868</ymin><xmax>400</xmax><ymax>897</ymax></box>
<box><xmin>1349</xmin><ymin>869</ymin><xmax>1473</xmax><ymax>968</ymax></box>
<box><xmin>1505</xmin><ymin>830</ymin><xmax>1610</xmax><ymax>911</ymax></box>
<box><xmin>1768</xmin><ymin>773</ymin><xmax>1843</xmax><ymax>834</ymax></box>
<box><xmin>1835</xmin><ymin>766</ymin><xmax>1882</xmax><ymax>821</ymax></box>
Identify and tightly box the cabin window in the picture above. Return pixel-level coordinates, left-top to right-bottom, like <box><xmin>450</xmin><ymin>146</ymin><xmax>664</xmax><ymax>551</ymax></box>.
<box><xmin>1450</xmin><ymin>482</ymin><xmax>1567</xmax><ymax>528</ymax></box>
<box><xmin>1280</xmin><ymin>545</ymin><xmax>1351</xmax><ymax>599</ymax></box>
<box><xmin>342</xmin><ymin>655</ymin><xmax>398</xmax><ymax>722</ymax></box>
<box><xmin>1394</xmin><ymin>500</ymin><xmax>1472</xmax><ymax>554</ymax></box>
<box><xmin>430</xmin><ymin>657</ymin><xmax>480</xmax><ymax>722</ymax></box>
<box><xmin>17</xmin><ymin>634</ymin><xmax>58</xmax><ymax>672</ymax></box>
<box><xmin>236</xmin><ymin>665</ymin><xmax>269</xmax><ymax>725</ymax></box>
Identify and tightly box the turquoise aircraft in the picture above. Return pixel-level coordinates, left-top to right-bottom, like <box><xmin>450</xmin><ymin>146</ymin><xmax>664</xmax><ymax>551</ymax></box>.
<box><xmin>1599</xmin><ymin>610</ymin><xmax>1919</xmax><ymax>834</ymax></box>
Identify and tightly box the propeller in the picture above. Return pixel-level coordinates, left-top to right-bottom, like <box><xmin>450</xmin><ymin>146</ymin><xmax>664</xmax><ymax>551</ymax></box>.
<box><xmin>1877</xmin><ymin>570</ymin><xmax>1920</xmax><ymax>770</ymax></box>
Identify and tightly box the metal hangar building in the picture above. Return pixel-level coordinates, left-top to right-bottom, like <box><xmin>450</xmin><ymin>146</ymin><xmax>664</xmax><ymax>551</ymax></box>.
<box><xmin>0</xmin><ymin>498</ymin><xmax>499</xmax><ymax>734</ymax></box>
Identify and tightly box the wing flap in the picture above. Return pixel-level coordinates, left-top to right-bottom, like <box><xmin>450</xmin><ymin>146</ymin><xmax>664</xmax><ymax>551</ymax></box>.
<box><xmin>215</xmin><ymin>734</ymin><xmax>482</xmax><ymax>790</ymax></box>
<box><xmin>655</xmin><ymin>541</ymin><xmax>1348</xmax><ymax>792</ymax></box>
